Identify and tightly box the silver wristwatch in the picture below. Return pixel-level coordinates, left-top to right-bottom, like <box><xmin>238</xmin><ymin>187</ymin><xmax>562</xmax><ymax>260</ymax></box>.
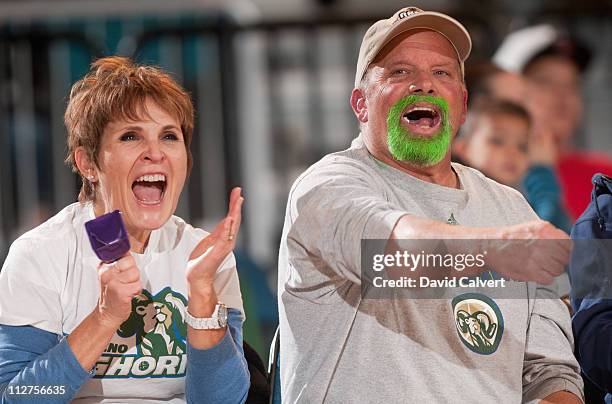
<box><xmin>185</xmin><ymin>302</ymin><xmax>228</xmax><ymax>329</ymax></box>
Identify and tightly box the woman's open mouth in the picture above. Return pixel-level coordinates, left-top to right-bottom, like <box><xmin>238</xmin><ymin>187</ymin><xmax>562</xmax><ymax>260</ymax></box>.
<box><xmin>132</xmin><ymin>174</ymin><xmax>166</xmax><ymax>206</ymax></box>
<box><xmin>401</xmin><ymin>103</ymin><xmax>442</xmax><ymax>136</ymax></box>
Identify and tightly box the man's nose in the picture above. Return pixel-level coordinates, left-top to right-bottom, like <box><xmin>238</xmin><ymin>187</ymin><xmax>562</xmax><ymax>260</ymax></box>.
<box><xmin>408</xmin><ymin>72</ymin><xmax>435</xmax><ymax>95</ymax></box>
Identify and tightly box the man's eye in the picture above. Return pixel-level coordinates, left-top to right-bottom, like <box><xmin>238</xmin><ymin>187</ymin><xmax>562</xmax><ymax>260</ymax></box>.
<box><xmin>434</xmin><ymin>70</ymin><xmax>450</xmax><ymax>76</ymax></box>
<box><xmin>119</xmin><ymin>132</ymin><xmax>137</xmax><ymax>141</ymax></box>
<box><xmin>393</xmin><ymin>69</ymin><xmax>409</xmax><ymax>75</ymax></box>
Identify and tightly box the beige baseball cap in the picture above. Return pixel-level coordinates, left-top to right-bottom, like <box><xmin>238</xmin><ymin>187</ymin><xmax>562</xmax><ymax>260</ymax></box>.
<box><xmin>354</xmin><ymin>6</ymin><xmax>472</xmax><ymax>87</ymax></box>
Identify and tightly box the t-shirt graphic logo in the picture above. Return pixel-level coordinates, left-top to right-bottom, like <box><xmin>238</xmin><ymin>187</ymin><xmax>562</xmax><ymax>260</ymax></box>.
<box><xmin>447</xmin><ymin>213</ymin><xmax>458</xmax><ymax>225</ymax></box>
<box><xmin>94</xmin><ymin>287</ymin><xmax>188</xmax><ymax>378</ymax></box>
<box><xmin>119</xmin><ymin>288</ymin><xmax>188</xmax><ymax>357</ymax></box>
<box><xmin>451</xmin><ymin>293</ymin><xmax>504</xmax><ymax>355</ymax></box>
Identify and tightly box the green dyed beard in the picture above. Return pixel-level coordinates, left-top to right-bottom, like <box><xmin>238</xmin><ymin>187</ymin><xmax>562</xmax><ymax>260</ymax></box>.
<box><xmin>386</xmin><ymin>94</ymin><xmax>451</xmax><ymax>166</ymax></box>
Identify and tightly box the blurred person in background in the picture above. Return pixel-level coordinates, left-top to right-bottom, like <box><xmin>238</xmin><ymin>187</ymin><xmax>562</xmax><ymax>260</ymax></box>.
<box><xmin>278</xmin><ymin>7</ymin><xmax>582</xmax><ymax>403</ymax></box>
<box><xmin>464</xmin><ymin>61</ymin><xmax>527</xmax><ymax>107</ymax></box>
<box><xmin>495</xmin><ymin>24</ymin><xmax>612</xmax><ymax>220</ymax></box>
<box><xmin>0</xmin><ymin>56</ymin><xmax>249</xmax><ymax>402</ymax></box>
<box><xmin>463</xmin><ymin>61</ymin><xmax>571</xmax><ymax>233</ymax></box>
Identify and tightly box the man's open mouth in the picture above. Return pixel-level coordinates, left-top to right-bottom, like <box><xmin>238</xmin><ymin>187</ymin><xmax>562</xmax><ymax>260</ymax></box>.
<box><xmin>132</xmin><ymin>174</ymin><xmax>166</xmax><ymax>205</ymax></box>
<box><xmin>402</xmin><ymin>104</ymin><xmax>442</xmax><ymax>131</ymax></box>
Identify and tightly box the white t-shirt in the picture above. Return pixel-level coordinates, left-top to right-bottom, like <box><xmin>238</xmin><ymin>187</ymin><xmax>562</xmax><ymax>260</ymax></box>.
<box><xmin>0</xmin><ymin>202</ymin><xmax>244</xmax><ymax>402</ymax></box>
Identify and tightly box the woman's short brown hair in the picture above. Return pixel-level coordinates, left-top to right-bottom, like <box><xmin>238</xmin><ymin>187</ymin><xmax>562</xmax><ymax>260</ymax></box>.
<box><xmin>64</xmin><ymin>56</ymin><xmax>194</xmax><ymax>202</ymax></box>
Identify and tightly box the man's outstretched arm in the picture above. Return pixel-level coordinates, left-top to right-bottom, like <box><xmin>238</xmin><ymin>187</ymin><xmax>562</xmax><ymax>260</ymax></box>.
<box><xmin>391</xmin><ymin>214</ymin><xmax>570</xmax><ymax>284</ymax></box>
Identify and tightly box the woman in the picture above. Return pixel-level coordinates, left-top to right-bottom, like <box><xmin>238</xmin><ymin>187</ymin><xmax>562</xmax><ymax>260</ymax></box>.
<box><xmin>0</xmin><ymin>57</ymin><xmax>249</xmax><ymax>402</ymax></box>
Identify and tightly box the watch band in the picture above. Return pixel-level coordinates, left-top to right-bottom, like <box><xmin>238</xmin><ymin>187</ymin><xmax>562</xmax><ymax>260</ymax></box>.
<box><xmin>185</xmin><ymin>302</ymin><xmax>228</xmax><ymax>330</ymax></box>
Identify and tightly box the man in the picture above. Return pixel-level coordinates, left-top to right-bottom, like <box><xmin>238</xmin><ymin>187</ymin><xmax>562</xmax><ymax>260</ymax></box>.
<box><xmin>278</xmin><ymin>7</ymin><xmax>583</xmax><ymax>403</ymax></box>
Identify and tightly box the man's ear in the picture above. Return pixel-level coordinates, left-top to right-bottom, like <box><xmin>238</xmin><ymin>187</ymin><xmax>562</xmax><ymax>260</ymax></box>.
<box><xmin>460</xmin><ymin>87</ymin><xmax>468</xmax><ymax>125</ymax></box>
<box><xmin>350</xmin><ymin>88</ymin><xmax>368</xmax><ymax>123</ymax></box>
<box><xmin>74</xmin><ymin>147</ymin><xmax>97</xmax><ymax>182</ymax></box>
<box><xmin>452</xmin><ymin>136</ymin><xmax>467</xmax><ymax>159</ymax></box>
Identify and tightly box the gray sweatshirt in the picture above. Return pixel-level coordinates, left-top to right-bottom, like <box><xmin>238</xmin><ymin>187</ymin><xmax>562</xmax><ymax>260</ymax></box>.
<box><xmin>278</xmin><ymin>135</ymin><xmax>583</xmax><ymax>403</ymax></box>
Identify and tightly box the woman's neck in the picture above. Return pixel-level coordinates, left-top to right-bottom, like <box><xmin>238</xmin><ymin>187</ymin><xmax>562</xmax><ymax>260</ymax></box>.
<box><xmin>92</xmin><ymin>201</ymin><xmax>150</xmax><ymax>254</ymax></box>
<box><xmin>126</xmin><ymin>228</ymin><xmax>150</xmax><ymax>254</ymax></box>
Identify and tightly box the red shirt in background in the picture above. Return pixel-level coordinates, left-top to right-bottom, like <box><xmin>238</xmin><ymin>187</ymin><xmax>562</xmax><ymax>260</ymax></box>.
<box><xmin>558</xmin><ymin>151</ymin><xmax>612</xmax><ymax>220</ymax></box>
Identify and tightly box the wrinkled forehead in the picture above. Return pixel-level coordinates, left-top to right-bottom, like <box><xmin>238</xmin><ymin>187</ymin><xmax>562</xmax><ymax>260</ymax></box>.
<box><xmin>375</xmin><ymin>29</ymin><xmax>460</xmax><ymax>65</ymax></box>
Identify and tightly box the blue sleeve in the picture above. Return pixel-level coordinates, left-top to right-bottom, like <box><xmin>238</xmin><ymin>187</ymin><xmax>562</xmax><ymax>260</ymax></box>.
<box><xmin>0</xmin><ymin>325</ymin><xmax>92</xmax><ymax>403</ymax></box>
<box><xmin>569</xmin><ymin>234</ymin><xmax>612</xmax><ymax>392</ymax></box>
<box><xmin>185</xmin><ymin>308</ymin><xmax>250</xmax><ymax>404</ymax></box>
<box><xmin>572</xmin><ymin>298</ymin><xmax>612</xmax><ymax>392</ymax></box>
<box><xmin>569</xmin><ymin>218</ymin><xmax>612</xmax><ymax>393</ymax></box>
<box><xmin>523</xmin><ymin>165</ymin><xmax>572</xmax><ymax>233</ymax></box>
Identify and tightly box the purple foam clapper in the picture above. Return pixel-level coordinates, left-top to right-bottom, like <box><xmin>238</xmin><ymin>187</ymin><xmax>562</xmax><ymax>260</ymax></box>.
<box><xmin>84</xmin><ymin>210</ymin><xmax>131</xmax><ymax>263</ymax></box>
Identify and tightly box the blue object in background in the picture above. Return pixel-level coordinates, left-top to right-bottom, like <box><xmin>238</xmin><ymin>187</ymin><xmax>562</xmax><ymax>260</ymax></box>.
<box><xmin>569</xmin><ymin>173</ymin><xmax>612</xmax><ymax>403</ymax></box>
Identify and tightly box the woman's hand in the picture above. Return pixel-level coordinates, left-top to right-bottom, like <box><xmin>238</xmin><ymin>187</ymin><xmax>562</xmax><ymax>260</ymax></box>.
<box><xmin>68</xmin><ymin>254</ymin><xmax>142</xmax><ymax>372</ymax></box>
<box><xmin>186</xmin><ymin>187</ymin><xmax>244</xmax><ymax>297</ymax></box>
<box><xmin>96</xmin><ymin>254</ymin><xmax>142</xmax><ymax>329</ymax></box>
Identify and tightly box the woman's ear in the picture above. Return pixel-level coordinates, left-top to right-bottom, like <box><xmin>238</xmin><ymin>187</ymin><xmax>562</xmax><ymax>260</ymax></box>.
<box><xmin>74</xmin><ymin>147</ymin><xmax>97</xmax><ymax>183</ymax></box>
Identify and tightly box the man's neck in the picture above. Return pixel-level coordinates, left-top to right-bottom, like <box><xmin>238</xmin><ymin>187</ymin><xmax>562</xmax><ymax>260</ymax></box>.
<box><xmin>364</xmin><ymin>135</ymin><xmax>459</xmax><ymax>189</ymax></box>
<box><xmin>387</xmin><ymin>156</ymin><xmax>459</xmax><ymax>188</ymax></box>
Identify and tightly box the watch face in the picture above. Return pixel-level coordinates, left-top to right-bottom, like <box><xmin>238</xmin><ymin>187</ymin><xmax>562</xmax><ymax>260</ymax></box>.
<box><xmin>218</xmin><ymin>305</ymin><xmax>228</xmax><ymax>327</ymax></box>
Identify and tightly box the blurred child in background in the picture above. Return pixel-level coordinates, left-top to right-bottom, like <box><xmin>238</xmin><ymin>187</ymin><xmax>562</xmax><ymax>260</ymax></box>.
<box><xmin>454</xmin><ymin>99</ymin><xmax>530</xmax><ymax>188</ymax></box>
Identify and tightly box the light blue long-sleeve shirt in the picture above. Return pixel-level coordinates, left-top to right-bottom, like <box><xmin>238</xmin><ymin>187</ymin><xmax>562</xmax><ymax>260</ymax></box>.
<box><xmin>0</xmin><ymin>309</ymin><xmax>249</xmax><ymax>403</ymax></box>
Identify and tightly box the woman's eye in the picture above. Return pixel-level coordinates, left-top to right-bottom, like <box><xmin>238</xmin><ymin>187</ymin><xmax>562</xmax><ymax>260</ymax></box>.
<box><xmin>163</xmin><ymin>132</ymin><xmax>180</xmax><ymax>141</ymax></box>
<box><xmin>119</xmin><ymin>132</ymin><xmax>137</xmax><ymax>141</ymax></box>
<box><xmin>392</xmin><ymin>69</ymin><xmax>409</xmax><ymax>75</ymax></box>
